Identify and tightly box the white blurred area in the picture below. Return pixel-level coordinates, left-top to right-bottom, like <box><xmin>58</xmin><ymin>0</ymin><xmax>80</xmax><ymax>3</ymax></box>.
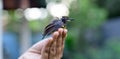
<box><xmin>24</xmin><ymin>8</ymin><xmax>48</xmax><ymax>21</ymax></box>
<box><xmin>23</xmin><ymin>1</ymin><xmax>72</xmax><ymax>20</ymax></box>
<box><xmin>47</xmin><ymin>2</ymin><xmax>69</xmax><ymax>18</ymax></box>
<box><xmin>45</xmin><ymin>0</ymin><xmax>75</xmax><ymax>18</ymax></box>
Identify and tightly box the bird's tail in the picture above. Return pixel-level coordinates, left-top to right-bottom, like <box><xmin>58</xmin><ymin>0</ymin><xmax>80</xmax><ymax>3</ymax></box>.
<box><xmin>41</xmin><ymin>35</ymin><xmax>45</xmax><ymax>39</ymax></box>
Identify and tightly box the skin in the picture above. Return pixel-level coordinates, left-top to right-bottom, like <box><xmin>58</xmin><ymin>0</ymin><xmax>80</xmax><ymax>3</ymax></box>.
<box><xmin>18</xmin><ymin>28</ymin><xmax>67</xmax><ymax>59</ymax></box>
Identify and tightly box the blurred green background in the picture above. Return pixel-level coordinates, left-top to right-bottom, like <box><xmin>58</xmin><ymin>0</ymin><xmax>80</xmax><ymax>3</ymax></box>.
<box><xmin>1</xmin><ymin>0</ymin><xmax>120</xmax><ymax>59</ymax></box>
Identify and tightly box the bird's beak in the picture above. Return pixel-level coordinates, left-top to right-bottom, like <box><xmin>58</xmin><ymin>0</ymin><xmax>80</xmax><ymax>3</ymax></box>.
<box><xmin>67</xmin><ymin>18</ymin><xmax>74</xmax><ymax>21</ymax></box>
<box><xmin>70</xmin><ymin>18</ymin><xmax>74</xmax><ymax>20</ymax></box>
<box><xmin>67</xmin><ymin>20</ymin><xmax>71</xmax><ymax>22</ymax></box>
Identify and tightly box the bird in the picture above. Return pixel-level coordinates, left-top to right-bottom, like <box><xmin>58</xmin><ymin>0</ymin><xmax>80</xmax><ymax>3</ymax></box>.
<box><xmin>42</xmin><ymin>16</ymin><xmax>73</xmax><ymax>39</ymax></box>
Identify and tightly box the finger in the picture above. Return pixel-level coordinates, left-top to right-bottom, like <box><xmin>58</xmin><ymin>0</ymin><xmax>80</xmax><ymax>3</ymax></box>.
<box><xmin>62</xmin><ymin>29</ymin><xmax>67</xmax><ymax>45</ymax></box>
<box><xmin>56</xmin><ymin>28</ymin><xmax>63</xmax><ymax>48</ymax></box>
<box><xmin>41</xmin><ymin>38</ymin><xmax>53</xmax><ymax>59</ymax></box>
<box><xmin>60</xmin><ymin>29</ymin><xmax>67</xmax><ymax>57</ymax></box>
<box><xmin>59</xmin><ymin>29</ymin><xmax>67</xmax><ymax>58</ymax></box>
<box><xmin>62</xmin><ymin>29</ymin><xmax>67</xmax><ymax>39</ymax></box>
<box><xmin>59</xmin><ymin>44</ymin><xmax>65</xmax><ymax>58</ymax></box>
<box><xmin>43</xmin><ymin>38</ymin><xmax>53</xmax><ymax>53</ymax></box>
<box><xmin>49</xmin><ymin>43</ymin><xmax>56</xmax><ymax>59</ymax></box>
<box><xmin>52</xmin><ymin>31</ymin><xmax>59</xmax><ymax>40</ymax></box>
<box><xmin>58</xmin><ymin>28</ymin><xmax>63</xmax><ymax>36</ymax></box>
<box><xmin>49</xmin><ymin>42</ymin><xmax>56</xmax><ymax>59</ymax></box>
<box><xmin>49</xmin><ymin>32</ymin><xmax>59</xmax><ymax>59</ymax></box>
<box><xmin>55</xmin><ymin>28</ymin><xmax>63</xmax><ymax>58</ymax></box>
<box><xmin>57</xmin><ymin>28</ymin><xmax>63</xmax><ymax>47</ymax></box>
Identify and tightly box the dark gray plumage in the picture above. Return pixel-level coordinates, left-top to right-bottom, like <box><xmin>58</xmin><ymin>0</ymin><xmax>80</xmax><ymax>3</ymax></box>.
<box><xmin>42</xmin><ymin>16</ymin><xmax>73</xmax><ymax>39</ymax></box>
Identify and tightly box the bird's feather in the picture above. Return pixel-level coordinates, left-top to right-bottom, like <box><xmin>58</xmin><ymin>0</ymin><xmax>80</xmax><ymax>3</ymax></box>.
<box><xmin>42</xmin><ymin>16</ymin><xmax>72</xmax><ymax>39</ymax></box>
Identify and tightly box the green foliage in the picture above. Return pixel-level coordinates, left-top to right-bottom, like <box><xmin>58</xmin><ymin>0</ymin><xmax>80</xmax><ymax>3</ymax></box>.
<box><xmin>97</xmin><ymin>0</ymin><xmax>120</xmax><ymax>17</ymax></box>
<box><xmin>6</xmin><ymin>10</ymin><xmax>21</xmax><ymax>32</ymax></box>
<box><xmin>64</xmin><ymin>0</ymin><xmax>109</xmax><ymax>59</ymax></box>
<box><xmin>28</xmin><ymin>19</ymin><xmax>50</xmax><ymax>32</ymax></box>
<box><xmin>69</xmin><ymin>0</ymin><xmax>107</xmax><ymax>28</ymax></box>
<box><xmin>73</xmin><ymin>53</ymin><xmax>85</xmax><ymax>59</ymax></box>
<box><xmin>106</xmin><ymin>38</ymin><xmax>120</xmax><ymax>53</ymax></box>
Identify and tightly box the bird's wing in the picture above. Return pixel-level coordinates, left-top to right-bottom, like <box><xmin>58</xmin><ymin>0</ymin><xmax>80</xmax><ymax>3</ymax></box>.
<box><xmin>43</xmin><ymin>23</ymin><xmax>56</xmax><ymax>36</ymax></box>
<box><xmin>42</xmin><ymin>24</ymin><xmax>56</xmax><ymax>39</ymax></box>
<box><xmin>44</xmin><ymin>23</ymin><xmax>54</xmax><ymax>30</ymax></box>
<box><xmin>44</xmin><ymin>19</ymin><xmax>59</xmax><ymax>32</ymax></box>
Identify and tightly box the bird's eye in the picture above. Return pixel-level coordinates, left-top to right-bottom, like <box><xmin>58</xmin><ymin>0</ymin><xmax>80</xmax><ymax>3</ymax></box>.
<box><xmin>63</xmin><ymin>17</ymin><xmax>65</xmax><ymax>19</ymax></box>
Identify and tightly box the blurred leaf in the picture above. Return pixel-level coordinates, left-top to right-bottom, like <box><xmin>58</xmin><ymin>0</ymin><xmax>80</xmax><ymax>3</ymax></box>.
<box><xmin>73</xmin><ymin>53</ymin><xmax>85</xmax><ymax>59</ymax></box>
<box><xmin>86</xmin><ymin>8</ymin><xmax>107</xmax><ymax>28</ymax></box>
<box><xmin>106</xmin><ymin>38</ymin><xmax>120</xmax><ymax>53</ymax></box>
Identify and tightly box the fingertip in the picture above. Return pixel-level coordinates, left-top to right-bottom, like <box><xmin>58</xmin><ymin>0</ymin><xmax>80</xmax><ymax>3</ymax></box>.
<box><xmin>62</xmin><ymin>29</ymin><xmax>67</xmax><ymax>39</ymax></box>
<box><xmin>64</xmin><ymin>29</ymin><xmax>68</xmax><ymax>33</ymax></box>
<box><xmin>48</xmin><ymin>37</ymin><xmax>53</xmax><ymax>42</ymax></box>
<box><xmin>58</xmin><ymin>28</ymin><xmax>64</xmax><ymax>35</ymax></box>
<box><xmin>58</xmin><ymin>28</ymin><xmax>63</xmax><ymax>30</ymax></box>
<box><xmin>58</xmin><ymin>28</ymin><xmax>63</xmax><ymax>32</ymax></box>
<box><xmin>53</xmin><ymin>32</ymin><xmax>59</xmax><ymax>40</ymax></box>
<box><xmin>53</xmin><ymin>31</ymin><xmax>59</xmax><ymax>38</ymax></box>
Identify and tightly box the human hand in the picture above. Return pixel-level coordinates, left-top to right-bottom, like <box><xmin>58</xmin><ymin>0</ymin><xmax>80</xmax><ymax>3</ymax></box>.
<box><xmin>18</xmin><ymin>28</ymin><xmax>67</xmax><ymax>59</ymax></box>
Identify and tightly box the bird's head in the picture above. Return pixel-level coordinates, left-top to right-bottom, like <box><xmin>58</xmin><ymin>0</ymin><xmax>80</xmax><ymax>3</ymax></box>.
<box><xmin>61</xmin><ymin>16</ymin><xmax>74</xmax><ymax>24</ymax></box>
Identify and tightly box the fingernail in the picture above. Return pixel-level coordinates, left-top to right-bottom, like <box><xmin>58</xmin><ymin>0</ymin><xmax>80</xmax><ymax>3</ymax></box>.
<box><xmin>53</xmin><ymin>32</ymin><xmax>59</xmax><ymax>39</ymax></box>
<box><xmin>64</xmin><ymin>29</ymin><xmax>68</xmax><ymax>33</ymax></box>
<box><xmin>59</xmin><ymin>28</ymin><xmax>63</xmax><ymax>34</ymax></box>
<box><xmin>53</xmin><ymin>31</ymin><xmax>59</xmax><ymax>36</ymax></box>
<box><xmin>58</xmin><ymin>28</ymin><xmax>63</xmax><ymax>31</ymax></box>
<box><xmin>49</xmin><ymin>37</ymin><xmax>53</xmax><ymax>41</ymax></box>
